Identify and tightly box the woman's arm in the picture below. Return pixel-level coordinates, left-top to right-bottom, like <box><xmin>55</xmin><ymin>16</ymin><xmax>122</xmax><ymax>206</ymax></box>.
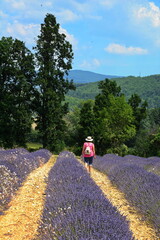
<box><xmin>93</xmin><ymin>144</ymin><xmax>96</xmax><ymax>157</ymax></box>
<box><xmin>82</xmin><ymin>144</ymin><xmax>85</xmax><ymax>156</ymax></box>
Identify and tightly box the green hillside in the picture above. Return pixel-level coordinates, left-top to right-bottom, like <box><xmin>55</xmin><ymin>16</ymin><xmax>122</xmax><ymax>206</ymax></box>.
<box><xmin>66</xmin><ymin>75</ymin><xmax>160</xmax><ymax>109</ymax></box>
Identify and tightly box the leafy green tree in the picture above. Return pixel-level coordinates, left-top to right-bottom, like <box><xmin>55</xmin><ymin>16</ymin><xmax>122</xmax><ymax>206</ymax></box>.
<box><xmin>128</xmin><ymin>93</ymin><xmax>148</xmax><ymax>130</ymax></box>
<box><xmin>105</xmin><ymin>95</ymin><xmax>135</xmax><ymax>146</ymax></box>
<box><xmin>94</xmin><ymin>78</ymin><xmax>122</xmax><ymax>111</ymax></box>
<box><xmin>33</xmin><ymin>14</ymin><xmax>75</xmax><ymax>152</ymax></box>
<box><xmin>95</xmin><ymin>95</ymin><xmax>135</xmax><ymax>155</ymax></box>
<box><xmin>0</xmin><ymin>37</ymin><xmax>35</xmax><ymax>148</ymax></box>
<box><xmin>64</xmin><ymin>107</ymin><xmax>81</xmax><ymax>152</ymax></box>
<box><xmin>150</xmin><ymin>127</ymin><xmax>160</xmax><ymax>156</ymax></box>
<box><xmin>93</xmin><ymin>79</ymin><xmax>135</xmax><ymax>155</ymax></box>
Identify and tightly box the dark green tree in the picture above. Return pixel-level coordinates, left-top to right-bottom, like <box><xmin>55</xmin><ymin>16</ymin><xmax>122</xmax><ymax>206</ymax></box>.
<box><xmin>0</xmin><ymin>37</ymin><xmax>35</xmax><ymax>148</ymax></box>
<box><xmin>150</xmin><ymin>127</ymin><xmax>160</xmax><ymax>156</ymax></box>
<box><xmin>78</xmin><ymin>100</ymin><xmax>95</xmax><ymax>145</ymax></box>
<box><xmin>33</xmin><ymin>14</ymin><xmax>75</xmax><ymax>152</ymax></box>
<box><xmin>128</xmin><ymin>93</ymin><xmax>148</xmax><ymax>130</ymax></box>
<box><xmin>94</xmin><ymin>78</ymin><xmax>122</xmax><ymax>111</ymax></box>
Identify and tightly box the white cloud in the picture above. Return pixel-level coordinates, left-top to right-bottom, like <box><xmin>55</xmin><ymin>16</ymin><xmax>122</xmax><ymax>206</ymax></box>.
<box><xmin>105</xmin><ymin>43</ymin><xmax>148</xmax><ymax>55</ymax></box>
<box><xmin>0</xmin><ymin>10</ymin><xmax>8</xmax><ymax>18</ymax></box>
<box><xmin>71</xmin><ymin>1</ymin><xmax>91</xmax><ymax>14</ymax></box>
<box><xmin>99</xmin><ymin>0</ymin><xmax>117</xmax><ymax>8</ymax></box>
<box><xmin>70</xmin><ymin>0</ymin><xmax>101</xmax><ymax>20</ymax></box>
<box><xmin>59</xmin><ymin>27</ymin><xmax>78</xmax><ymax>49</ymax></box>
<box><xmin>5</xmin><ymin>19</ymin><xmax>77</xmax><ymax>49</ymax></box>
<box><xmin>6</xmin><ymin>21</ymin><xmax>39</xmax><ymax>46</ymax></box>
<box><xmin>44</xmin><ymin>2</ymin><xmax>53</xmax><ymax>7</ymax></box>
<box><xmin>136</xmin><ymin>2</ymin><xmax>160</xmax><ymax>27</ymax></box>
<box><xmin>56</xmin><ymin>9</ymin><xmax>80</xmax><ymax>23</ymax></box>
<box><xmin>4</xmin><ymin>0</ymin><xmax>26</xmax><ymax>10</ymax></box>
<box><xmin>12</xmin><ymin>1</ymin><xmax>26</xmax><ymax>9</ymax></box>
<box><xmin>7</xmin><ymin>21</ymin><xmax>38</xmax><ymax>36</ymax></box>
<box><xmin>80</xmin><ymin>58</ymin><xmax>101</xmax><ymax>69</ymax></box>
<box><xmin>93</xmin><ymin>58</ymin><xmax>101</xmax><ymax>66</ymax></box>
<box><xmin>155</xmin><ymin>38</ymin><xmax>160</xmax><ymax>47</ymax></box>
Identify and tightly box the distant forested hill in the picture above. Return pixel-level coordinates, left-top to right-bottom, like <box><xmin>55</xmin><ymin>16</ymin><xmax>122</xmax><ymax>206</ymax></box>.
<box><xmin>67</xmin><ymin>69</ymin><xmax>122</xmax><ymax>83</ymax></box>
<box><xmin>66</xmin><ymin>72</ymin><xmax>160</xmax><ymax>109</ymax></box>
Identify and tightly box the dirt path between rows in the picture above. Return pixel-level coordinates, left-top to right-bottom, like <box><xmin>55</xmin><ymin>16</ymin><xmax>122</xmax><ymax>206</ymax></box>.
<box><xmin>0</xmin><ymin>155</ymin><xmax>56</xmax><ymax>240</ymax></box>
<box><xmin>90</xmin><ymin>166</ymin><xmax>159</xmax><ymax>240</ymax></box>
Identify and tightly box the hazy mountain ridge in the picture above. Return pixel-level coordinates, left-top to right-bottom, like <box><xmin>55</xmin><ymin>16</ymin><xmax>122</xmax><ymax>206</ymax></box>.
<box><xmin>66</xmin><ymin>70</ymin><xmax>160</xmax><ymax>109</ymax></box>
<box><xmin>67</xmin><ymin>69</ymin><xmax>122</xmax><ymax>83</ymax></box>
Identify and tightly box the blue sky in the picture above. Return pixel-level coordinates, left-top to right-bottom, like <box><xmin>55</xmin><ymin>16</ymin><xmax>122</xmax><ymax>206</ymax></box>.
<box><xmin>1</xmin><ymin>0</ymin><xmax>160</xmax><ymax>77</ymax></box>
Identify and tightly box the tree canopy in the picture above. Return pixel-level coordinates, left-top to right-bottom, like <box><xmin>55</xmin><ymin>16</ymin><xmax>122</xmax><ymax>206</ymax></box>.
<box><xmin>0</xmin><ymin>37</ymin><xmax>35</xmax><ymax>147</ymax></box>
<box><xmin>33</xmin><ymin>14</ymin><xmax>75</xmax><ymax>152</ymax></box>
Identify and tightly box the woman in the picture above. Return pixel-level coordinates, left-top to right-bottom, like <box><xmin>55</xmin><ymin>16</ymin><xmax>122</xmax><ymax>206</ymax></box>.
<box><xmin>82</xmin><ymin>136</ymin><xmax>96</xmax><ymax>174</ymax></box>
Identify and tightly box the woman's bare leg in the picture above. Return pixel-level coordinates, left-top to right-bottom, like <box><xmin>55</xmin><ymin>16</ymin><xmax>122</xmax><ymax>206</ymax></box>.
<box><xmin>88</xmin><ymin>165</ymin><xmax>92</xmax><ymax>174</ymax></box>
<box><xmin>84</xmin><ymin>162</ymin><xmax>89</xmax><ymax>172</ymax></box>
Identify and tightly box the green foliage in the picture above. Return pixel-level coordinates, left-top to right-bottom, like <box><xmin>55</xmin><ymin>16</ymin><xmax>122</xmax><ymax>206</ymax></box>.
<box><xmin>132</xmin><ymin>130</ymin><xmax>152</xmax><ymax>157</ymax></box>
<box><xmin>26</xmin><ymin>129</ymin><xmax>42</xmax><ymax>143</ymax></box>
<box><xmin>64</xmin><ymin>107</ymin><xmax>81</xmax><ymax>148</ymax></box>
<box><xmin>94</xmin><ymin>94</ymin><xmax>136</xmax><ymax>155</ymax></box>
<box><xmin>78</xmin><ymin>100</ymin><xmax>95</xmax><ymax>146</ymax></box>
<box><xmin>65</xmin><ymin>95</ymin><xmax>84</xmax><ymax>111</ymax></box>
<box><xmin>66</xmin><ymin>75</ymin><xmax>160</xmax><ymax>109</ymax></box>
<box><xmin>106</xmin><ymin>144</ymin><xmax>129</xmax><ymax>156</ymax></box>
<box><xmin>128</xmin><ymin>93</ymin><xmax>148</xmax><ymax>131</ymax></box>
<box><xmin>67</xmin><ymin>82</ymin><xmax>100</xmax><ymax>101</ymax></box>
<box><xmin>150</xmin><ymin>128</ymin><xmax>160</xmax><ymax>157</ymax></box>
<box><xmin>33</xmin><ymin>14</ymin><xmax>75</xmax><ymax>152</ymax></box>
<box><xmin>0</xmin><ymin>37</ymin><xmax>35</xmax><ymax>148</ymax></box>
<box><xmin>26</xmin><ymin>142</ymin><xmax>43</xmax><ymax>152</ymax></box>
<box><xmin>129</xmin><ymin>108</ymin><xmax>160</xmax><ymax>157</ymax></box>
<box><xmin>105</xmin><ymin>95</ymin><xmax>136</xmax><ymax>144</ymax></box>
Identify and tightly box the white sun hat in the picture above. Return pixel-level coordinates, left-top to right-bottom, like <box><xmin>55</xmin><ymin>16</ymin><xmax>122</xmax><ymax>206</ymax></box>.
<box><xmin>85</xmin><ymin>136</ymin><xmax>93</xmax><ymax>142</ymax></box>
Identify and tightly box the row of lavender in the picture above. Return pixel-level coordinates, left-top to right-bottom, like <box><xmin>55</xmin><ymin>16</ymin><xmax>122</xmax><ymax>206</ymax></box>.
<box><xmin>0</xmin><ymin>148</ymin><xmax>52</xmax><ymax>214</ymax></box>
<box><xmin>93</xmin><ymin>154</ymin><xmax>160</xmax><ymax>235</ymax></box>
<box><xmin>35</xmin><ymin>151</ymin><xmax>134</xmax><ymax>240</ymax></box>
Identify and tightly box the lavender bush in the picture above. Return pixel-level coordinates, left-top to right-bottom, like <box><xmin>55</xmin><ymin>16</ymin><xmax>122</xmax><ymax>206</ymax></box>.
<box><xmin>12</xmin><ymin>149</ymin><xmax>52</xmax><ymax>180</ymax></box>
<box><xmin>0</xmin><ymin>165</ymin><xmax>19</xmax><ymax>214</ymax></box>
<box><xmin>147</xmin><ymin>157</ymin><xmax>160</xmax><ymax>175</ymax></box>
<box><xmin>0</xmin><ymin>148</ymin><xmax>29</xmax><ymax>162</ymax></box>
<box><xmin>93</xmin><ymin>154</ymin><xmax>123</xmax><ymax>174</ymax></box>
<box><xmin>35</xmin><ymin>151</ymin><xmax>133</xmax><ymax>240</ymax></box>
<box><xmin>93</xmin><ymin>154</ymin><xmax>160</xmax><ymax>235</ymax></box>
<box><xmin>93</xmin><ymin>154</ymin><xmax>160</xmax><ymax>175</ymax></box>
<box><xmin>0</xmin><ymin>148</ymin><xmax>52</xmax><ymax>214</ymax></box>
<box><xmin>0</xmin><ymin>149</ymin><xmax>52</xmax><ymax>181</ymax></box>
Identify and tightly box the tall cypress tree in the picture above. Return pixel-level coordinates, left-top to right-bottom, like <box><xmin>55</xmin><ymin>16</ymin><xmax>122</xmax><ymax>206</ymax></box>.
<box><xmin>33</xmin><ymin>14</ymin><xmax>75</xmax><ymax>152</ymax></box>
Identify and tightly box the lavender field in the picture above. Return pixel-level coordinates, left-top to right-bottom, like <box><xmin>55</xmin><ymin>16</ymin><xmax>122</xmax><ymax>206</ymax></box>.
<box><xmin>0</xmin><ymin>149</ymin><xmax>160</xmax><ymax>239</ymax></box>
<box><xmin>0</xmin><ymin>148</ymin><xmax>52</xmax><ymax>214</ymax></box>
<box><xmin>93</xmin><ymin>154</ymin><xmax>160</xmax><ymax>235</ymax></box>
<box><xmin>35</xmin><ymin>151</ymin><xmax>133</xmax><ymax>240</ymax></box>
